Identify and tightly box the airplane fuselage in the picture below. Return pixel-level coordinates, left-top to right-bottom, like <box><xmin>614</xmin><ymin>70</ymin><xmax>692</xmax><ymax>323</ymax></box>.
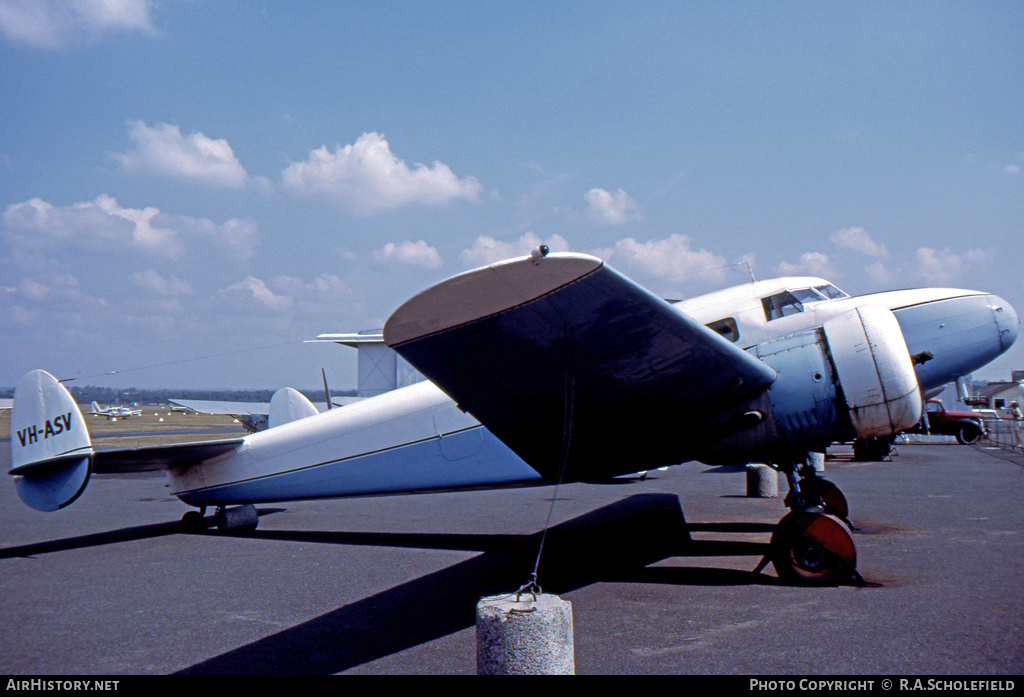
<box><xmin>674</xmin><ymin>277</ymin><xmax>1017</xmax><ymax>396</ymax></box>
<box><xmin>165</xmin><ymin>274</ymin><xmax>1018</xmax><ymax>507</ymax></box>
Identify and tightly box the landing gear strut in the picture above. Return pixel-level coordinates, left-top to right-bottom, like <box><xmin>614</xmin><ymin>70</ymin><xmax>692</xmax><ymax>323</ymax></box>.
<box><xmin>755</xmin><ymin>453</ymin><xmax>862</xmax><ymax>585</ymax></box>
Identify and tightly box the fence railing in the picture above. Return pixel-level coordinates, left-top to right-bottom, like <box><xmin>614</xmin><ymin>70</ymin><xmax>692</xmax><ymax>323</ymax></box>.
<box><xmin>979</xmin><ymin>416</ymin><xmax>1024</xmax><ymax>454</ymax></box>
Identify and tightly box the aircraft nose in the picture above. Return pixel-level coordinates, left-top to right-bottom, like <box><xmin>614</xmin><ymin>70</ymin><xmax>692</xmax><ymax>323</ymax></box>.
<box><xmin>990</xmin><ymin>295</ymin><xmax>1019</xmax><ymax>351</ymax></box>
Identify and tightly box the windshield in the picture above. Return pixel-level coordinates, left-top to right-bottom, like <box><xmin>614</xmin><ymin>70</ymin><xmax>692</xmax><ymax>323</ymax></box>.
<box><xmin>790</xmin><ymin>288</ymin><xmax>826</xmax><ymax>304</ymax></box>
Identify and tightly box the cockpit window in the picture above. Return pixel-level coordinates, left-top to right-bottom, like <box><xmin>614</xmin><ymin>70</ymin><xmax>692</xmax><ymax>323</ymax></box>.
<box><xmin>790</xmin><ymin>288</ymin><xmax>825</xmax><ymax>304</ymax></box>
<box><xmin>707</xmin><ymin>317</ymin><xmax>739</xmax><ymax>342</ymax></box>
<box><xmin>762</xmin><ymin>291</ymin><xmax>804</xmax><ymax>321</ymax></box>
<box><xmin>814</xmin><ymin>284</ymin><xmax>848</xmax><ymax>300</ymax></box>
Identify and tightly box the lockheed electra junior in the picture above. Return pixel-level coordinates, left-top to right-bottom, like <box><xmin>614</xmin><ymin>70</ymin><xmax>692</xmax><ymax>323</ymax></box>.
<box><xmin>9</xmin><ymin>248</ymin><xmax>1019</xmax><ymax>585</ymax></box>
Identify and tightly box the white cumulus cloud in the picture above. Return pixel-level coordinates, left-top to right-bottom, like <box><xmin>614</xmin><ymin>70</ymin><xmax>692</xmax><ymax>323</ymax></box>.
<box><xmin>600</xmin><ymin>234</ymin><xmax>726</xmax><ymax>282</ymax></box>
<box><xmin>0</xmin><ymin>0</ymin><xmax>156</xmax><ymax>49</ymax></box>
<box><xmin>112</xmin><ymin>121</ymin><xmax>249</xmax><ymax>188</ymax></box>
<box><xmin>459</xmin><ymin>232</ymin><xmax>570</xmax><ymax>268</ymax></box>
<box><xmin>2</xmin><ymin>195</ymin><xmax>258</xmax><ymax>263</ymax></box>
<box><xmin>372</xmin><ymin>240</ymin><xmax>443</xmax><ymax>269</ymax></box>
<box><xmin>219</xmin><ymin>277</ymin><xmax>294</xmax><ymax>313</ymax></box>
<box><xmin>830</xmin><ymin>226</ymin><xmax>889</xmax><ymax>258</ymax></box>
<box><xmin>584</xmin><ymin>188</ymin><xmax>642</xmax><ymax>224</ymax></box>
<box><xmin>281</xmin><ymin>132</ymin><xmax>482</xmax><ymax>215</ymax></box>
<box><xmin>131</xmin><ymin>269</ymin><xmax>193</xmax><ymax>296</ymax></box>
<box><xmin>776</xmin><ymin>252</ymin><xmax>837</xmax><ymax>279</ymax></box>
<box><xmin>914</xmin><ymin>247</ymin><xmax>994</xmax><ymax>285</ymax></box>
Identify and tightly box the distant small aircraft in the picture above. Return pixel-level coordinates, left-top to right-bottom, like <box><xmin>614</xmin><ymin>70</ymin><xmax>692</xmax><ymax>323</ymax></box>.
<box><xmin>7</xmin><ymin>250</ymin><xmax>1019</xmax><ymax>585</ymax></box>
<box><xmin>87</xmin><ymin>402</ymin><xmax>141</xmax><ymax>420</ymax></box>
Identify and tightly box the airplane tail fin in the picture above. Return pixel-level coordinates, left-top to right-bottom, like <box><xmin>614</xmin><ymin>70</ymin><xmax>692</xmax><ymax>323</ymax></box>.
<box><xmin>267</xmin><ymin>387</ymin><xmax>319</xmax><ymax>429</ymax></box>
<box><xmin>9</xmin><ymin>370</ymin><xmax>93</xmax><ymax>511</ymax></box>
<box><xmin>90</xmin><ymin>401</ymin><xmax>100</xmax><ymax>413</ymax></box>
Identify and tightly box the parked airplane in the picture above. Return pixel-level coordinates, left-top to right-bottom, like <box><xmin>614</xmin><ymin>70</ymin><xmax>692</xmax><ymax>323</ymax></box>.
<box><xmin>88</xmin><ymin>402</ymin><xmax>142</xmax><ymax>420</ymax></box>
<box><xmin>167</xmin><ymin>390</ymin><xmax>358</xmax><ymax>433</ymax></box>
<box><xmin>8</xmin><ymin>250</ymin><xmax>1019</xmax><ymax>584</ymax></box>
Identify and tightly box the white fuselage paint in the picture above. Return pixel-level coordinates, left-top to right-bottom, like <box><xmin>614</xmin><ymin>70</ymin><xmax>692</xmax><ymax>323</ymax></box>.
<box><xmin>166</xmin><ymin>380</ymin><xmax>540</xmax><ymax>506</ymax></box>
<box><xmin>167</xmin><ymin>276</ymin><xmax>1017</xmax><ymax>506</ymax></box>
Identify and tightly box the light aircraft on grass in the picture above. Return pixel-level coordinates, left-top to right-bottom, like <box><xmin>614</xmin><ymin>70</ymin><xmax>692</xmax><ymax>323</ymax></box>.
<box><xmin>87</xmin><ymin>402</ymin><xmax>142</xmax><ymax>420</ymax></box>
<box><xmin>8</xmin><ymin>249</ymin><xmax>1019</xmax><ymax>585</ymax></box>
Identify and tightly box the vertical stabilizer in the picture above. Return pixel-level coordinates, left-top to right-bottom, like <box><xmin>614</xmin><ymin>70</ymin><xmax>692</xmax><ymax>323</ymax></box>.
<box><xmin>267</xmin><ymin>387</ymin><xmax>319</xmax><ymax>429</ymax></box>
<box><xmin>9</xmin><ymin>370</ymin><xmax>93</xmax><ymax>511</ymax></box>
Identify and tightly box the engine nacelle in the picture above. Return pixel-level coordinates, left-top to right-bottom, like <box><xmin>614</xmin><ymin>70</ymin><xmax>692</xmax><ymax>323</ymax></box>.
<box><xmin>754</xmin><ymin>305</ymin><xmax>921</xmax><ymax>446</ymax></box>
<box><xmin>822</xmin><ymin>305</ymin><xmax>922</xmax><ymax>438</ymax></box>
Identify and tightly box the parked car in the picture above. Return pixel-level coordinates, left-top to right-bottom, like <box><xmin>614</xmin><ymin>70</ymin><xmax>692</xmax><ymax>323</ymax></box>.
<box><xmin>909</xmin><ymin>399</ymin><xmax>987</xmax><ymax>445</ymax></box>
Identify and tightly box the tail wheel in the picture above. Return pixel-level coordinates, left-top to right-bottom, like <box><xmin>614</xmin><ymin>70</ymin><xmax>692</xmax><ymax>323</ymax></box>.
<box><xmin>180</xmin><ymin>509</ymin><xmax>207</xmax><ymax>532</ymax></box>
<box><xmin>770</xmin><ymin>512</ymin><xmax>857</xmax><ymax>585</ymax></box>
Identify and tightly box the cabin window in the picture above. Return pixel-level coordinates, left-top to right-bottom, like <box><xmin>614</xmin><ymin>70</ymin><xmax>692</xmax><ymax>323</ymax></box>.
<box><xmin>707</xmin><ymin>318</ymin><xmax>739</xmax><ymax>342</ymax></box>
<box><xmin>762</xmin><ymin>291</ymin><xmax>804</xmax><ymax>321</ymax></box>
<box><xmin>814</xmin><ymin>284</ymin><xmax>848</xmax><ymax>300</ymax></box>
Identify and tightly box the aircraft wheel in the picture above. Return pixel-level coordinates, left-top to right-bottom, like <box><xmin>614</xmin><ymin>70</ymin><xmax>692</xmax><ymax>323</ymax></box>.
<box><xmin>799</xmin><ymin>477</ymin><xmax>849</xmax><ymax>521</ymax></box>
<box><xmin>770</xmin><ymin>511</ymin><xmax>857</xmax><ymax>585</ymax></box>
<box><xmin>180</xmin><ymin>510</ymin><xmax>207</xmax><ymax>532</ymax></box>
<box><xmin>853</xmin><ymin>437</ymin><xmax>891</xmax><ymax>461</ymax></box>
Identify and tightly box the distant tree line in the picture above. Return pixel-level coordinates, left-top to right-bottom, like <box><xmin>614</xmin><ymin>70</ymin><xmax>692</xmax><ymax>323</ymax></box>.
<box><xmin>0</xmin><ymin>384</ymin><xmax>356</xmax><ymax>404</ymax></box>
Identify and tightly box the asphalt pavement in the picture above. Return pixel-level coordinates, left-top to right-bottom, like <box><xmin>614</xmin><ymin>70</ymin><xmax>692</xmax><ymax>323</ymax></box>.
<box><xmin>0</xmin><ymin>438</ymin><xmax>1021</xmax><ymax>675</ymax></box>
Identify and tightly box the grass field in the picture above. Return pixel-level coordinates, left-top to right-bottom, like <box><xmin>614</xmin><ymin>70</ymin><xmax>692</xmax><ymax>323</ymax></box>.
<box><xmin>1</xmin><ymin>405</ymin><xmax>248</xmax><ymax>449</ymax></box>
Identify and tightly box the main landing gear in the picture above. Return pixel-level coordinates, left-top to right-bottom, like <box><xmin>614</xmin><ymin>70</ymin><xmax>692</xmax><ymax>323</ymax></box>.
<box><xmin>180</xmin><ymin>504</ymin><xmax>259</xmax><ymax>533</ymax></box>
<box><xmin>754</xmin><ymin>454</ymin><xmax>863</xmax><ymax>586</ymax></box>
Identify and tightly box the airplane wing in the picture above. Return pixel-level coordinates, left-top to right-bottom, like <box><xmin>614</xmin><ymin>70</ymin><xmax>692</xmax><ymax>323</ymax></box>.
<box><xmin>168</xmin><ymin>399</ymin><xmax>271</xmax><ymax>416</ymax></box>
<box><xmin>384</xmin><ymin>252</ymin><xmax>777</xmax><ymax>480</ymax></box>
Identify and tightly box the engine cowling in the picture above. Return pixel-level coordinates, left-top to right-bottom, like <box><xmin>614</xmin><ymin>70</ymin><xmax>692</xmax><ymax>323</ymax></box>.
<box><xmin>752</xmin><ymin>305</ymin><xmax>922</xmax><ymax>447</ymax></box>
<box><xmin>822</xmin><ymin>305</ymin><xmax>922</xmax><ymax>438</ymax></box>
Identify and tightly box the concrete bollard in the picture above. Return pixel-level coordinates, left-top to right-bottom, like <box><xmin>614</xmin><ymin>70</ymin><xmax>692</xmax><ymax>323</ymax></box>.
<box><xmin>745</xmin><ymin>463</ymin><xmax>778</xmax><ymax>498</ymax></box>
<box><xmin>476</xmin><ymin>593</ymin><xmax>575</xmax><ymax>675</ymax></box>
<box><xmin>808</xmin><ymin>451</ymin><xmax>825</xmax><ymax>474</ymax></box>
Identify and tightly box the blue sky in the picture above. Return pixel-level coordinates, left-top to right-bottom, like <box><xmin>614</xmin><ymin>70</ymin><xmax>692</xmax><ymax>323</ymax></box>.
<box><xmin>1</xmin><ymin>0</ymin><xmax>1021</xmax><ymax>391</ymax></box>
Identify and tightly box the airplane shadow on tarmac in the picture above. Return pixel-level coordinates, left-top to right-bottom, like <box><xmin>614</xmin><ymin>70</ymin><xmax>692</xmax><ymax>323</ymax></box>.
<box><xmin>177</xmin><ymin>493</ymin><xmax>781</xmax><ymax>675</ymax></box>
<box><xmin>0</xmin><ymin>493</ymin><xmax>780</xmax><ymax>674</ymax></box>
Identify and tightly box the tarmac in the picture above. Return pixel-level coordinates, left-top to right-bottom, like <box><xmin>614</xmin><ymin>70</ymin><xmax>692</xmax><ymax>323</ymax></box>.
<box><xmin>0</xmin><ymin>435</ymin><xmax>1022</xmax><ymax>676</ymax></box>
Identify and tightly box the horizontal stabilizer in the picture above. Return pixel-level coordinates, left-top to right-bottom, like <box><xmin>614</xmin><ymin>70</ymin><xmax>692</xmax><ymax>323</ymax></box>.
<box><xmin>91</xmin><ymin>439</ymin><xmax>245</xmax><ymax>473</ymax></box>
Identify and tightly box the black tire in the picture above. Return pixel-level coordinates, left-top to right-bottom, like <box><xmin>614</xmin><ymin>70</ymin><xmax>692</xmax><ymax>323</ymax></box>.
<box><xmin>770</xmin><ymin>512</ymin><xmax>857</xmax><ymax>585</ymax></box>
<box><xmin>180</xmin><ymin>510</ymin><xmax>206</xmax><ymax>532</ymax></box>
<box><xmin>955</xmin><ymin>422</ymin><xmax>982</xmax><ymax>445</ymax></box>
<box><xmin>853</xmin><ymin>437</ymin><xmax>891</xmax><ymax>461</ymax></box>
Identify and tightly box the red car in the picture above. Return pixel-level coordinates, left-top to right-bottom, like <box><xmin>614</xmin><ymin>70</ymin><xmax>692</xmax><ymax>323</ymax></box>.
<box><xmin>913</xmin><ymin>399</ymin><xmax>987</xmax><ymax>445</ymax></box>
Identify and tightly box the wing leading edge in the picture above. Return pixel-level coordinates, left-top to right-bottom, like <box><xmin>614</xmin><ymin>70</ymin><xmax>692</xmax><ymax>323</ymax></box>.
<box><xmin>384</xmin><ymin>253</ymin><xmax>777</xmax><ymax>479</ymax></box>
